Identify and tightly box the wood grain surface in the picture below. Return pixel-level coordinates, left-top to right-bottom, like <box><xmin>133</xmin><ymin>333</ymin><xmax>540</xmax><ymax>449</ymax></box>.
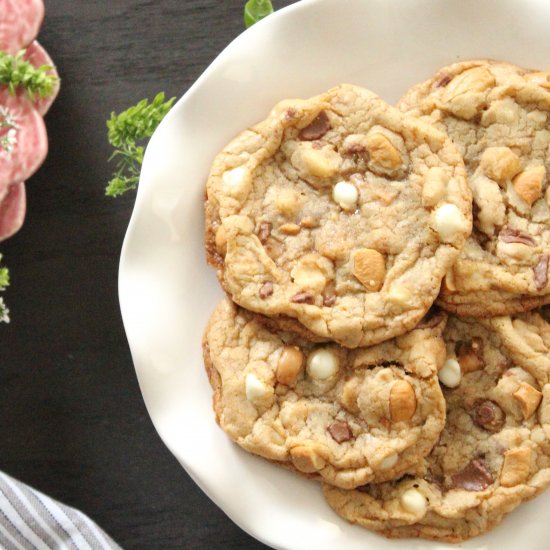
<box><xmin>1</xmin><ymin>1</ymin><xmax>294</xmax><ymax>548</ymax></box>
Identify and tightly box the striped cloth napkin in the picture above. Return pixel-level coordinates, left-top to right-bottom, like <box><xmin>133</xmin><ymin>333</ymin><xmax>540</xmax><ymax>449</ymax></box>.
<box><xmin>0</xmin><ymin>472</ymin><xmax>121</xmax><ymax>549</ymax></box>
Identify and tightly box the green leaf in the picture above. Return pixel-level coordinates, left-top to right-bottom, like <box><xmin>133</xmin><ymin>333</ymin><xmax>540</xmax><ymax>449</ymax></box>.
<box><xmin>106</xmin><ymin>93</ymin><xmax>175</xmax><ymax>196</ymax></box>
<box><xmin>0</xmin><ymin>254</ymin><xmax>10</xmax><ymax>324</ymax></box>
<box><xmin>0</xmin><ymin>50</ymin><xmax>58</xmax><ymax>99</ymax></box>
<box><xmin>105</xmin><ymin>175</ymin><xmax>140</xmax><ymax>197</ymax></box>
<box><xmin>244</xmin><ymin>0</ymin><xmax>274</xmax><ymax>28</ymax></box>
<box><xmin>0</xmin><ymin>254</ymin><xmax>9</xmax><ymax>291</ymax></box>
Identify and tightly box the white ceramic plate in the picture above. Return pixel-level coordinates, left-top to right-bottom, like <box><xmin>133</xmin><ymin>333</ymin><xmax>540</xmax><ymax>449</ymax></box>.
<box><xmin>119</xmin><ymin>0</ymin><xmax>550</xmax><ymax>548</ymax></box>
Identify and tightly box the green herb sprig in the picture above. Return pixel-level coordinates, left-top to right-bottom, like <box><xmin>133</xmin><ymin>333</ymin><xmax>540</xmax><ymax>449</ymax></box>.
<box><xmin>0</xmin><ymin>50</ymin><xmax>58</xmax><ymax>100</ymax></box>
<box><xmin>106</xmin><ymin>92</ymin><xmax>175</xmax><ymax>197</ymax></box>
<box><xmin>0</xmin><ymin>254</ymin><xmax>10</xmax><ymax>324</ymax></box>
<box><xmin>244</xmin><ymin>0</ymin><xmax>274</xmax><ymax>28</ymax></box>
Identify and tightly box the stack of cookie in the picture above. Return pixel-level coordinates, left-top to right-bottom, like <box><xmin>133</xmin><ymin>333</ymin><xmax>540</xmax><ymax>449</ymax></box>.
<box><xmin>202</xmin><ymin>61</ymin><xmax>550</xmax><ymax>542</ymax></box>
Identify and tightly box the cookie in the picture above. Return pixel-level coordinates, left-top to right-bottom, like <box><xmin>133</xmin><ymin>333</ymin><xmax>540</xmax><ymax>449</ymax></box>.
<box><xmin>203</xmin><ymin>299</ymin><xmax>447</xmax><ymax>489</ymax></box>
<box><xmin>398</xmin><ymin>60</ymin><xmax>550</xmax><ymax>316</ymax></box>
<box><xmin>323</xmin><ymin>313</ymin><xmax>550</xmax><ymax>542</ymax></box>
<box><xmin>205</xmin><ymin>84</ymin><xmax>471</xmax><ymax>347</ymax></box>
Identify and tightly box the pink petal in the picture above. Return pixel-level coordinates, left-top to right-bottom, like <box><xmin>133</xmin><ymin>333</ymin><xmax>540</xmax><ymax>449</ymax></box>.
<box><xmin>0</xmin><ymin>181</ymin><xmax>26</xmax><ymax>242</ymax></box>
<box><xmin>0</xmin><ymin>0</ymin><xmax>45</xmax><ymax>54</ymax></box>
<box><xmin>0</xmin><ymin>89</ymin><xmax>48</xmax><ymax>194</ymax></box>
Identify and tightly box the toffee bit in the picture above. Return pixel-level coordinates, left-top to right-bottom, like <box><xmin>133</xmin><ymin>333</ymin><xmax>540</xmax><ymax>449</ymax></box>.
<box><xmin>258</xmin><ymin>222</ymin><xmax>272</xmax><ymax>244</ymax></box>
<box><xmin>291</xmin><ymin>291</ymin><xmax>315</xmax><ymax>304</ymax></box>
<box><xmin>284</xmin><ymin>108</ymin><xmax>297</xmax><ymax>121</ymax></box>
<box><xmin>434</xmin><ymin>73</ymin><xmax>452</xmax><ymax>88</ymax></box>
<box><xmin>534</xmin><ymin>253</ymin><xmax>550</xmax><ymax>290</ymax></box>
<box><xmin>499</xmin><ymin>226</ymin><xmax>536</xmax><ymax>246</ymax></box>
<box><xmin>259</xmin><ymin>281</ymin><xmax>274</xmax><ymax>299</ymax></box>
<box><xmin>327</xmin><ymin>421</ymin><xmax>352</xmax><ymax>443</ymax></box>
<box><xmin>298</xmin><ymin>111</ymin><xmax>331</xmax><ymax>141</ymax></box>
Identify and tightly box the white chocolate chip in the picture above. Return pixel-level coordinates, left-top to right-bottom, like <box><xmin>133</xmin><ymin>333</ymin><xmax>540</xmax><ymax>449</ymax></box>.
<box><xmin>386</xmin><ymin>284</ymin><xmax>413</xmax><ymax>307</ymax></box>
<box><xmin>222</xmin><ymin>166</ymin><xmax>251</xmax><ymax>198</ymax></box>
<box><xmin>223</xmin><ymin>166</ymin><xmax>246</xmax><ymax>188</ymax></box>
<box><xmin>306</xmin><ymin>349</ymin><xmax>339</xmax><ymax>380</ymax></box>
<box><xmin>433</xmin><ymin>203</ymin><xmax>468</xmax><ymax>243</ymax></box>
<box><xmin>438</xmin><ymin>358</ymin><xmax>462</xmax><ymax>388</ymax></box>
<box><xmin>401</xmin><ymin>488</ymin><xmax>428</xmax><ymax>515</ymax></box>
<box><xmin>332</xmin><ymin>181</ymin><xmax>358</xmax><ymax>210</ymax></box>
<box><xmin>245</xmin><ymin>373</ymin><xmax>267</xmax><ymax>402</ymax></box>
<box><xmin>379</xmin><ymin>452</ymin><xmax>398</xmax><ymax>470</ymax></box>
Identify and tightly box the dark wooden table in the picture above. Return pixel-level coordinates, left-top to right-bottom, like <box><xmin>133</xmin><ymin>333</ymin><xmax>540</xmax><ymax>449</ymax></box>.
<box><xmin>1</xmin><ymin>1</ymin><xmax>294</xmax><ymax>548</ymax></box>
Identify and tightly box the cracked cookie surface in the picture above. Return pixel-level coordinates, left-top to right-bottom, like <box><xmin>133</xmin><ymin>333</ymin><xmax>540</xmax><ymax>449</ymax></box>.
<box><xmin>205</xmin><ymin>84</ymin><xmax>471</xmax><ymax>347</ymax></box>
<box><xmin>399</xmin><ymin>60</ymin><xmax>550</xmax><ymax>316</ymax></box>
<box><xmin>203</xmin><ymin>299</ymin><xmax>447</xmax><ymax>489</ymax></box>
<box><xmin>323</xmin><ymin>313</ymin><xmax>550</xmax><ymax>541</ymax></box>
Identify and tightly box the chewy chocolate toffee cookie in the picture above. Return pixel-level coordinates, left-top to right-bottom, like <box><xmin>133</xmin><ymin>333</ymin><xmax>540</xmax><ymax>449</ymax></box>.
<box><xmin>399</xmin><ymin>60</ymin><xmax>550</xmax><ymax>316</ymax></box>
<box><xmin>205</xmin><ymin>84</ymin><xmax>471</xmax><ymax>348</ymax></box>
<box><xmin>203</xmin><ymin>299</ymin><xmax>447</xmax><ymax>489</ymax></box>
<box><xmin>323</xmin><ymin>313</ymin><xmax>550</xmax><ymax>542</ymax></box>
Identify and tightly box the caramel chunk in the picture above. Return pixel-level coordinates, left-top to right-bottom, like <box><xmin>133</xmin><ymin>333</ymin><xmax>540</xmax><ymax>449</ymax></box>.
<box><xmin>500</xmin><ymin>448</ymin><xmax>532</xmax><ymax>487</ymax></box>
<box><xmin>512</xmin><ymin>166</ymin><xmax>545</xmax><ymax>206</ymax></box>
<box><xmin>352</xmin><ymin>248</ymin><xmax>386</xmax><ymax>292</ymax></box>
<box><xmin>513</xmin><ymin>382</ymin><xmax>542</xmax><ymax>419</ymax></box>
<box><xmin>276</xmin><ymin>346</ymin><xmax>304</xmax><ymax>386</ymax></box>
<box><xmin>455</xmin><ymin>337</ymin><xmax>484</xmax><ymax>373</ymax></box>
<box><xmin>215</xmin><ymin>225</ymin><xmax>227</xmax><ymax>254</ymax></box>
<box><xmin>290</xmin><ymin>445</ymin><xmax>326</xmax><ymax>473</ymax></box>
<box><xmin>389</xmin><ymin>380</ymin><xmax>417</xmax><ymax>422</ymax></box>
<box><xmin>340</xmin><ymin>378</ymin><xmax>360</xmax><ymax>414</ymax></box>
<box><xmin>280</xmin><ymin>223</ymin><xmax>301</xmax><ymax>236</ymax></box>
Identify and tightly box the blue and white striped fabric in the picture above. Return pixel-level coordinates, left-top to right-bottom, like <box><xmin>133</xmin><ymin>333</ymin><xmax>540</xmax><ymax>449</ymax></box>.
<box><xmin>0</xmin><ymin>472</ymin><xmax>121</xmax><ymax>550</ymax></box>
